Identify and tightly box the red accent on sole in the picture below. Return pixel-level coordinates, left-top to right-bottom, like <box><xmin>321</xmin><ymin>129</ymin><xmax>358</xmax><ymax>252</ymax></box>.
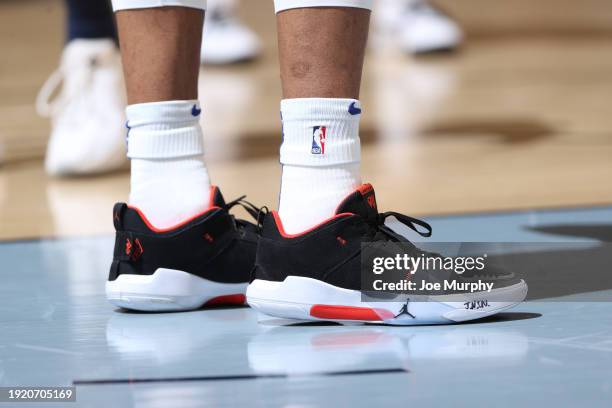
<box><xmin>204</xmin><ymin>294</ymin><xmax>246</xmax><ymax>306</ymax></box>
<box><xmin>310</xmin><ymin>304</ymin><xmax>394</xmax><ymax>321</ymax></box>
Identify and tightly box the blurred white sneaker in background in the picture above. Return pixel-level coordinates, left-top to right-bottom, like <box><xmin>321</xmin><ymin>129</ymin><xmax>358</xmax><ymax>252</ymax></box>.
<box><xmin>400</xmin><ymin>0</ymin><xmax>463</xmax><ymax>54</ymax></box>
<box><xmin>201</xmin><ymin>0</ymin><xmax>261</xmax><ymax>65</ymax></box>
<box><xmin>36</xmin><ymin>39</ymin><xmax>126</xmax><ymax>176</ymax></box>
<box><xmin>374</xmin><ymin>0</ymin><xmax>463</xmax><ymax>55</ymax></box>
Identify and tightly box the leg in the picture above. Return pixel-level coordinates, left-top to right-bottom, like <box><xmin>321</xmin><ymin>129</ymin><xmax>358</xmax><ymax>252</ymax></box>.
<box><xmin>277</xmin><ymin>6</ymin><xmax>369</xmax><ymax>99</ymax></box>
<box><xmin>116</xmin><ymin>7</ymin><xmax>202</xmax><ymax>104</ymax></box>
<box><xmin>276</xmin><ymin>1</ymin><xmax>371</xmax><ymax>233</ymax></box>
<box><xmin>247</xmin><ymin>1</ymin><xmax>527</xmax><ymax>325</ymax></box>
<box><xmin>112</xmin><ymin>2</ymin><xmax>209</xmax><ymax>227</ymax></box>
<box><xmin>106</xmin><ymin>0</ymin><xmax>258</xmax><ymax>312</ymax></box>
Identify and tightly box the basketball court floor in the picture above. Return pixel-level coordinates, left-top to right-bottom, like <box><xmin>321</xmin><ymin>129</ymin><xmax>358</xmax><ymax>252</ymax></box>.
<box><xmin>1</xmin><ymin>0</ymin><xmax>612</xmax><ymax>406</ymax></box>
<box><xmin>2</xmin><ymin>206</ymin><xmax>612</xmax><ymax>407</ymax></box>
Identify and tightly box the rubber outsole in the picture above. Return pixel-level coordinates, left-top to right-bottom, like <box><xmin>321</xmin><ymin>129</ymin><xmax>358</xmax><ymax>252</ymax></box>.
<box><xmin>247</xmin><ymin>276</ymin><xmax>528</xmax><ymax>325</ymax></box>
<box><xmin>106</xmin><ymin>268</ymin><xmax>248</xmax><ymax>312</ymax></box>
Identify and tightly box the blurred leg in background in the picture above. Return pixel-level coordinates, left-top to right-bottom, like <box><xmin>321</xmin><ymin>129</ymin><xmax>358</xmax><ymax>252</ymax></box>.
<box><xmin>37</xmin><ymin>0</ymin><xmax>259</xmax><ymax>178</ymax></box>
<box><xmin>37</xmin><ymin>0</ymin><xmax>127</xmax><ymax>176</ymax></box>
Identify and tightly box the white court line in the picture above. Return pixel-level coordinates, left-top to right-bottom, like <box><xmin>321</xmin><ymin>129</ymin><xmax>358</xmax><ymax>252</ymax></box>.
<box><xmin>15</xmin><ymin>343</ymin><xmax>83</xmax><ymax>356</ymax></box>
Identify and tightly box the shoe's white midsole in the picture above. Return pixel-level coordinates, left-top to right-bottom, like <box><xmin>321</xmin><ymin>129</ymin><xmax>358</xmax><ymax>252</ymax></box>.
<box><xmin>247</xmin><ymin>276</ymin><xmax>527</xmax><ymax>325</ymax></box>
<box><xmin>106</xmin><ymin>268</ymin><xmax>248</xmax><ymax>312</ymax></box>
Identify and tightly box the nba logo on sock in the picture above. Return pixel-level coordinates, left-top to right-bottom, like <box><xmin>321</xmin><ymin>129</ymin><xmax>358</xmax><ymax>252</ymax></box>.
<box><xmin>311</xmin><ymin>126</ymin><xmax>327</xmax><ymax>154</ymax></box>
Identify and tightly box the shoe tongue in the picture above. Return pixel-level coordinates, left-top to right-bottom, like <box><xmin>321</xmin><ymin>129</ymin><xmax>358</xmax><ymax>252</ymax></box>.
<box><xmin>210</xmin><ymin>186</ymin><xmax>227</xmax><ymax>207</ymax></box>
<box><xmin>335</xmin><ymin>184</ymin><xmax>379</xmax><ymax>221</ymax></box>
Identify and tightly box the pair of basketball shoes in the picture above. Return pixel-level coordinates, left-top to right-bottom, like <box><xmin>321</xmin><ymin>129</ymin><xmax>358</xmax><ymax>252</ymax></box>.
<box><xmin>106</xmin><ymin>184</ymin><xmax>527</xmax><ymax>325</ymax></box>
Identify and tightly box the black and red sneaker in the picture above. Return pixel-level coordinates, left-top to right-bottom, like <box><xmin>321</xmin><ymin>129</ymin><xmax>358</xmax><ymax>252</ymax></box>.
<box><xmin>106</xmin><ymin>186</ymin><xmax>260</xmax><ymax>312</ymax></box>
<box><xmin>247</xmin><ymin>184</ymin><xmax>527</xmax><ymax>325</ymax></box>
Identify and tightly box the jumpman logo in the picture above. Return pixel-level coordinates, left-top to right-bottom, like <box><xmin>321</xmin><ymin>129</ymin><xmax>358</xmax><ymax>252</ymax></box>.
<box><xmin>394</xmin><ymin>298</ymin><xmax>416</xmax><ymax>319</ymax></box>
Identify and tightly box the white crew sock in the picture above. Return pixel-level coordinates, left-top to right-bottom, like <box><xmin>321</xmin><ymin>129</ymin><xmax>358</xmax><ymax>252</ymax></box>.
<box><xmin>278</xmin><ymin>98</ymin><xmax>362</xmax><ymax>234</ymax></box>
<box><xmin>126</xmin><ymin>100</ymin><xmax>211</xmax><ymax>229</ymax></box>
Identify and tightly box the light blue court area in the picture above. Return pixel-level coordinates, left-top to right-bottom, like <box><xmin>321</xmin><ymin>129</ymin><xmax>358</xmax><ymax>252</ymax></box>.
<box><xmin>1</xmin><ymin>206</ymin><xmax>612</xmax><ymax>407</ymax></box>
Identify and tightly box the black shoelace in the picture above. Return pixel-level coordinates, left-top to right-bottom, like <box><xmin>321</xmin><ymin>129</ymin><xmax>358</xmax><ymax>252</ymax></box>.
<box><xmin>223</xmin><ymin>196</ymin><xmax>267</xmax><ymax>234</ymax></box>
<box><xmin>371</xmin><ymin>211</ymin><xmax>433</xmax><ymax>242</ymax></box>
<box><xmin>224</xmin><ymin>196</ymin><xmax>434</xmax><ymax>242</ymax></box>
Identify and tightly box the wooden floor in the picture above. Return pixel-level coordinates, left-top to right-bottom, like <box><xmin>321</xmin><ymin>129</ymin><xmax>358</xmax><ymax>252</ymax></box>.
<box><xmin>1</xmin><ymin>0</ymin><xmax>611</xmax><ymax>240</ymax></box>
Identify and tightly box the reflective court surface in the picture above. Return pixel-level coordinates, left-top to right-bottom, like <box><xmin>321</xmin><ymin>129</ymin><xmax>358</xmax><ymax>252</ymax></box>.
<box><xmin>1</xmin><ymin>206</ymin><xmax>611</xmax><ymax>407</ymax></box>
